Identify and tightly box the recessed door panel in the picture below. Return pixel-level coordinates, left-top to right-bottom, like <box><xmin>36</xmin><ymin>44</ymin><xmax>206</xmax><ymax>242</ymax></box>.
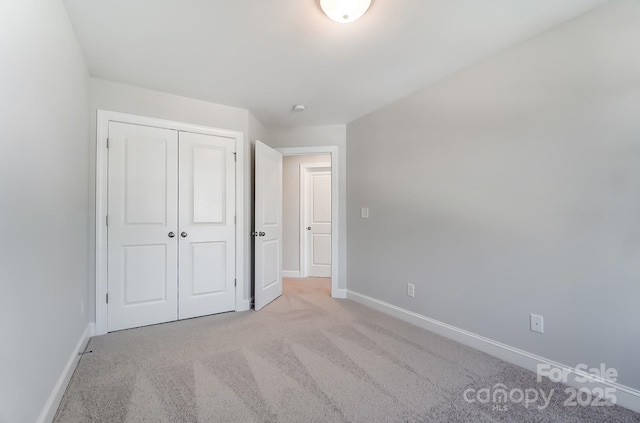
<box><xmin>124</xmin><ymin>137</ymin><xmax>167</xmax><ymax>225</ymax></box>
<box><xmin>261</xmin><ymin>152</ymin><xmax>281</xmax><ymax>227</ymax></box>
<box><xmin>192</xmin><ymin>242</ymin><xmax>226</xmax><ymax>295</ymax></box>
<box><xmin>179</xmin><ymin>131</ymin><xmax>236</xmax><ymax>320</ymax></box>
<box><xmin>311</xmin><ymin>174</ymin><xmax>331</xmax><ymax>224</ymax></box>
<box><xmin>192</xmin><ymin>146</ymin><xmax>225</xmax><ymax>224</ymax></box>
<box><xmin>262</xmin><ymin>239</ymin><xmax>280</xmax><ymax>289</ymax></box>
<box><xmin>107</xmin><ymin>122</ymin><xmax>178</xmax><ymax>332</ymax></box>
<box><xmin>123</xmin><ymin>245</ymin><xmax>167</xmax><ymax>304</ymax></box>
<box><xmin>311</xmin><ymin>234</ymin><xmax>331</xmax><ymax>266</ymax></box>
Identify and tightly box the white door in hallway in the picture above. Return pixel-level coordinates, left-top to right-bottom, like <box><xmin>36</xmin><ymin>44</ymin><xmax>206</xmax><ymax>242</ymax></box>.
<box><xmin>107</xmin><ymin>122</ymin><xmax>179</xmax><ymax>332</ymax></box>
<box><xmin>303</xmin><ymin>167</ymin><xmax>332</xmax><ymax>277</ymax></box>
<box><xmin>254</xmin><ymin>141</ymin><xmax>282</xmax><ymax>310</ymax></box>
<box><xmin>178</xmin><ymin>131</ymin><xmax>236</xmax><ymax>319</ymax></box>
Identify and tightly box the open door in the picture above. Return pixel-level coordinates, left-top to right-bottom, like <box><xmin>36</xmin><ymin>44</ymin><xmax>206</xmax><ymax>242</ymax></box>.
<box><xmin>254</xmin><ymin>141</ymin><xmax>282</xmax><ymax>310</ymax></box>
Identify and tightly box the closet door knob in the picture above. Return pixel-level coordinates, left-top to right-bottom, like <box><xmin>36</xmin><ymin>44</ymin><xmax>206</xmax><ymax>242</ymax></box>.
<box><xmin>259</xmin><ymin>231</ymin><xmax>266</xmax><ymax>237</ymax></box>
<box><xmin>168</xmin><ymin>232</ymin><xmax>175</xmax><ymax>238</ymax></box>
<box><xmin>181</xmin><ymin>232</ymin><xmax>188</xmax><ymax>238</ymax></box>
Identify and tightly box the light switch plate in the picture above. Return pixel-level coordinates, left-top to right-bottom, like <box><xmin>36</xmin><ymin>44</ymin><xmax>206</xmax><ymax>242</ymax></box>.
<box><xmin>407</xmin><ymin>283</ymin><xmax>415</xmax><ymax>298</ymax></box>
<box><xmin>361</xmin><ymin>207</ymin><xmax>369</xmax><ymax>219</ymax></box>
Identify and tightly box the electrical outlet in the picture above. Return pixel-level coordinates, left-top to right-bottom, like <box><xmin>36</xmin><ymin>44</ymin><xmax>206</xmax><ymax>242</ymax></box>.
<box><xmin>530</xmin><ymin>314</ymin><xmax>544</xmax><ymax>333</ymax></box>
<box><xmin>407</xmin><ymin>283</ymin><xmax>415</xmax><ymax>298</ymax></box>
<box><xmin>361</xmin><ymin>207</ymin><xmax>369</xmax><ymax>219</ymax></box>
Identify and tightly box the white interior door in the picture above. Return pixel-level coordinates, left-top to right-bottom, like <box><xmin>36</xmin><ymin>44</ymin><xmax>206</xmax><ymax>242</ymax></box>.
<box><xmin>254</xmin><ymin>141</ymin><xmax>282</xmax><ymax>310</ymax></box>
<box><xmin>107</xmin><ymin>122</ymin><xmax>178</xmax><ymax>332</ymax></box>
<box><xmin>304</xmin><ymin>168</ymin><xmax>332</xmax><ymax>277</ymax></box>
<box><xmin>178</xmin><ymin>131</ymin><xmax>236</xmax><ymax>319</ymax></box>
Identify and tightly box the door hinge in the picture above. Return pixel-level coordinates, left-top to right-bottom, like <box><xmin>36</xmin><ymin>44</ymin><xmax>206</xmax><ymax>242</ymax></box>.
<box><xmin>106</xmin><ymin>138</ymin><xmax>109</xmax><ymax>149</ymax></box>
<box><xmin>233</xmin><ymin>152</ymin><xmax>237</xmax><ymax>162</ymax></box>
<box><xmin>234</xmin><ymin>215</ymin><xmax>236</xmax><ymax>225</ymax></box>
<box><xmin>106</xmin><ymin>293</ymin><xmax>109</xmax><ymax>304</ymax></box>
<box><xmin>234</xmin><ymin>279</ymin><xmax>237</xmax><ymax>287</ymax></box>
<box><xmin>106</xmin><ymin>215</ymin><xmax>108</xmax><ymax>226</ymax></box>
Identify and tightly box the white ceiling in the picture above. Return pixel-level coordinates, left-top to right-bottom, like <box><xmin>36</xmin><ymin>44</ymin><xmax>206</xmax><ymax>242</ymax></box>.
<box><xmin>63</xmin><ymin>0</ymin><xmax>610</xmax><ymax>128</ymax></box>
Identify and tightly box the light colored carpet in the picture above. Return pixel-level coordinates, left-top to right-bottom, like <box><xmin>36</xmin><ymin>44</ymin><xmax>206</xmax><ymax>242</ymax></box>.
<box><xmin>282</xmin><ymin>276</ymin><xmax>331</xmax><ymax>296</ymax></box>
<box><xmin>55</xmin><ymin>278</ymin><xmax>640</xmax><ymax>422</ymax></box>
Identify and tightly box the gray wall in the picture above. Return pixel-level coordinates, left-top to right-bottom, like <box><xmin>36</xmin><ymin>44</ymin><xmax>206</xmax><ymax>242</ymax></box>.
<box><xmin>283</xmin><ymin>155</ymin><xmax>332</xmax><ymax>273</ymax></box>
<box><xmin>0</xmin><ymin>0</ymin><xmax>91</xmax><ymax>421</ymax></box>
<box><xmin>89</xmin><ymin>78</ymin><xmax>256</xmax><ymax>309</ymax></box>
<box><xmin>267</xmin><ymin>125</ymin><xmax>347</xmax><ymax>289</ymax></box>
<box><xmin>347</xmin><ymin>0</ymin><xmax>640</xmax><ymax>390</ymax></box>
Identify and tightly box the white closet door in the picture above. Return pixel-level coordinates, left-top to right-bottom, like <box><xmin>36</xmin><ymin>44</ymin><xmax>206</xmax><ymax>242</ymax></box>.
<box><xmin>178</xmin><ymin>132</ymin><xmax>236</xmax><ymax>319</ymax></box>
<box><xmin>107</xmin><ymin>122</ymin><xmax>178</xmax><ymax>332</ymax></box>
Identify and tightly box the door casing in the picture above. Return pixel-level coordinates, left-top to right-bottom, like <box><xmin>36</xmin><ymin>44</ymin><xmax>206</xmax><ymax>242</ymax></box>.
<box><xmin>95</xmin><ymin>110</ymin><xmax>246</xmax><ymax>335</ymax></box>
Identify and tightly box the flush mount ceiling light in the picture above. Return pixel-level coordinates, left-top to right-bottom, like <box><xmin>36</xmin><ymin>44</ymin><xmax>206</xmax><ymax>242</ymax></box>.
<box><xmin>320</xmin><ymin>0</ymin><xmax>372</xmax><ymax>24</ymax></box>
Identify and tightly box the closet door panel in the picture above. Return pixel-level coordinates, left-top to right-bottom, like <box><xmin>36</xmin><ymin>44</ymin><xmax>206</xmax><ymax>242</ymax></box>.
<box><xmin>107</xmin><ymin>122</ymin><xmax>178</xmax><ymax>332</ymax></box>
<box><xmin>178</xmin><ymin>131</ymin><xmax>236</xmax><ymax>319</ymax></box>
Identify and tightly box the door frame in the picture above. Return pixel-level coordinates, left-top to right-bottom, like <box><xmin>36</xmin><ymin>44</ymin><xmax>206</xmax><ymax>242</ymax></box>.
<box><xmin>95</xmin><ymin>110</ymin><xmax>245</xmax><ymax>335</ymax></box>
<box><xmin>277</xmin><ymin>146</ymin><xmax>341</xmax><ymax>298</ymax></box>
<box><xmin>299</xmin><ymin>162</ymin><xmax>331</xmax><ymax>278</ymax></box>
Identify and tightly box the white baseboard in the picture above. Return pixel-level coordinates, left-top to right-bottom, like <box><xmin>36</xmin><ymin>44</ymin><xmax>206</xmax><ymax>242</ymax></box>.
<box><xmin>237</xmin><ymin>299</ymin><xmax>251</xmax><ymax>312</ymax></box>
<box><xmin>282</xmin><ymin>270</ymin><xmax>301</xmax><ymax>278</ymax></box>
<box><xmin>36</xmin><ymin>323</ymin><xmax>92</xmax><ymax>423</ymax></box>
<box><xmin>332</xmin><ymin>288</ymin><xmax>347</xmax><ymax>299</ymax></box>
<box><xmin>346</xmin><ymin>290</ymin><xmax>640</xmax><ymax>414</ymax></box>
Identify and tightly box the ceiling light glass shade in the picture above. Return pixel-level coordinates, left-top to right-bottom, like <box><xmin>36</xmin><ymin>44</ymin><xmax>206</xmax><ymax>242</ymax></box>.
<box><xmin>320</xmin><ymin>0</ymin><xmax>372</xmax><ymax>24</ymax></box>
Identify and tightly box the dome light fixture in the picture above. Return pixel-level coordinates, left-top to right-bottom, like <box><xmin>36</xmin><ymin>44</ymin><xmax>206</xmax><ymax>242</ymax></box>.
<box><xmin>320</xmin><ymin>0</ymin><xmax>372</xmax><ymax>24</ymax></box>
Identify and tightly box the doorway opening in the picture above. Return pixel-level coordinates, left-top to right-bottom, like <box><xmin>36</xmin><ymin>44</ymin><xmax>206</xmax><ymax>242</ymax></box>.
<box><xmin>282</xmin><ymin>155</ymin><xmax>331</xmax><ymax>296</ymax></box>
<box><xmin>277</xmin><ymin>146</ymin><xmax>340</xmax><ymax>299</ymax></box>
